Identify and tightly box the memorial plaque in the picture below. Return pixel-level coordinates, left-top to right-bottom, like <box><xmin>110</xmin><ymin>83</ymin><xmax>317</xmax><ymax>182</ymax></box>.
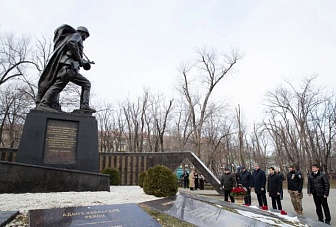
<box><xmin>29</xmin><ymin>203</ymin><xmax>160</xmax><ymax>227</ymax></box>
<box><xmin>43</xmin><ymin>119</ymin><xmax>78</xmax><ymax>164</ymax></box>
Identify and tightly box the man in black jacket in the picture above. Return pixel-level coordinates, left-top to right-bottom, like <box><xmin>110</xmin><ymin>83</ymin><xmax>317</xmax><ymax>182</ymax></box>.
<box><xmin>267</xmin><ymin>167</ymin><xmax>282</xmax><ymax>210</ymax></box>
<box><xmin>275</xmin><ymin>168</ymin><xmax>285</xmax><ymax>200</ymax></box>
<box><xmin>220</xmin><ymin>167</ymin><xmax>236</xmax><ymax>203</ymax></box>
<box><xmin>308</xmin><ymin>164</ymin><xmax>331</xmax><ymax>225</ymax></box>
<box><xmin>252</xmin><ymin>163</ymin><xmax>268</xmax><ymax>210</ymax></box>
<box><xmin>287</xmin><ymin>165</ymin><xmax>303</xmax><ymax>215</ymax></box>
<box><xmin>239</xmin><ymin>166</ymin><xmax>253</xmax><ymax>206</ymax></box>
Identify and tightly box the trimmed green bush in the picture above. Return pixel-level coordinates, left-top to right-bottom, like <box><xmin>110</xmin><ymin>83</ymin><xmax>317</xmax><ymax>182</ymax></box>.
<box><xmin>138</xmin><ymin>171</ymin><xmax>147</xmax><ymax>188</ymax></box>
<box><xmin>143</xmin><ymin>165</ymin><xmax>178</xmax><ymax>197</ymax></box>
<box><xmin>101</xmin><ymin>167</ymin><xmax>121</xmax><ymax>185</ymax></box>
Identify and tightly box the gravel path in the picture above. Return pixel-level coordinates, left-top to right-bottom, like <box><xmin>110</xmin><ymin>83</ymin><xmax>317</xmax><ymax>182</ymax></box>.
<box><xmin>0</xmin><ymin>186</ymin><xmax>159</xmax><ymax>214</ymax></box>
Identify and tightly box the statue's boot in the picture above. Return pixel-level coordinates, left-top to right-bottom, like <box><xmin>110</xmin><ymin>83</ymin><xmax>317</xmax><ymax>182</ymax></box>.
<box><xmin>36</xmin><ymin>103</ymin><xmax>59</xmax><ymax>113</ymax></box>
<box><xmin>80</xmin><ymin>89</ymin><xmax>96</xmax><ymax>113</ymax></box>
<box><xmin>36</xmin><ymin>89</ymin><xmax>60</xmax><ymax>113</ymax></box>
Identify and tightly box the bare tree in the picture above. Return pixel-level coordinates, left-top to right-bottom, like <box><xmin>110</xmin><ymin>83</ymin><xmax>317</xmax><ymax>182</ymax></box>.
<box><xmin>0</xmin><ymin>82</ymin><xmax>31</xmax><ymax>147</ymax></box>
<box><xmin>149</xmin><ymin>93</ymin><xmax>174</xmax><ymax>152</ymax></box>
<box><xmin>169</xmin><ymin>96</ymin><xmax>193</xmax><ymax>151</ymax></box>
<box><xmin>203</xmin><ymin>105</ymin><xmax>234</xmax><ymax>173</ymax></box>
<box><xmin>249</xmin><ymin>123</ymin><xmax>269</xmax><ymax>171</ymax></box>
<box><xmin>177</xmin><ymin>47</ymin><xmax>241</xmax><ymax>157</ymax></box>
<box><xmin>309</xmin><ymin>96</ymin><xmax>336</xmax><ymax>175</ymax></box>
<box><xmin>236</xmin><ymin>104</ymin><xmax>246</xmax><ymax>166</ymax></box>
<box><xmin>0</xmin><ymin>32</ymin><xmax>38</xmax><ymax>86</ymax></box>
<box><xmin>122</xmin><ymin>90</ymin><xmax>150</xmax><ymax>152</ymax></box>
<box><xmin>96</xmin><ymin>101</ymin><xmax>114</xmax><ymax>152</ymax></box>
<box><xmin>263</xmin><ymin>76</ymin><xmax>334</xmax><ymax>174</ymax></box>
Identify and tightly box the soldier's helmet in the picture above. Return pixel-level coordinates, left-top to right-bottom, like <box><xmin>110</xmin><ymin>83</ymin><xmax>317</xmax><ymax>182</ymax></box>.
<box><xmin>76</xmin><ymin>26</ymin><xmax>90</xmax><ymax>37</ymax></box>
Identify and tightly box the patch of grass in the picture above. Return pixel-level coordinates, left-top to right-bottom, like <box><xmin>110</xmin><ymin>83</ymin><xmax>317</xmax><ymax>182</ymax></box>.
<box><xmin>7</xmin><ymin>213</ymin><xmax>28</xmax><ymax>226</ymax></box>
<box><xmin>139</xmin><ymin>204</ymin><xmax>195</xmax><ymax>227</ymax></box>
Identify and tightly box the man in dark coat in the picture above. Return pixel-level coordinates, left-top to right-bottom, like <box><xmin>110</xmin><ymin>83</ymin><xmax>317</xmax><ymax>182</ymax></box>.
<box><xmin>220</xmin><ymin>167</ymin><xmax>236</xmax><ymax>203</ymax></box>
<box><xmin>287</xmin><ymin>164</ymin><xmax>304</xmax><ymax>215</ymax></box>
<box><xmin>275</xmin><ymin>168</ymin><xmax>285</xmax><ymax>200</ymax></box>
<box><xmin>252</xmin><ymin>163</ymin><xmax>268</xmax><ymax>210</ymax></box>
<box><xmin>36</xmin><ymin>24</ymin><xmax>95</xmax><ymax>113</ymax></box>
<box><xmin>182</xmin><ymin>170</ymin><xmax>189</xmax><ymax>189</ymax></box>
<box><xmin>267</xmin><ymin>167</ymin><xmax>283</xmax><ymax>211</ymax></box>
<box><xmin>308</xmin><ymin>164</ymin><xmax>331</xmax><ymax>225</ymax></box>
<box><xmin>239</xmin><ymin>166</ymin><xmax>253</xmax><ymax>206</ymax></box>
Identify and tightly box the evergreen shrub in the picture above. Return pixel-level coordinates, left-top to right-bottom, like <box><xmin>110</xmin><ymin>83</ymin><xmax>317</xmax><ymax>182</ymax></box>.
<box><xmin>143</xmin><ymin>165</ymin><xmax>178</xmax><ymax>197</ymax></box>
<box><xmin>101</xmin><ymin>167</ymin><xmax>121</xmax><ymax>185</ymax></box>
<box><xmin>139</xmin><ymin>171</ymin><xmax>147</xmax><ymax>188</ymax></box>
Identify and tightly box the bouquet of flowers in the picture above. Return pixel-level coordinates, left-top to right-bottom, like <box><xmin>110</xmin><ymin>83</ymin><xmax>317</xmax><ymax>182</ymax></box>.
<box><xmin>231</xmin><ymin>186</ymin><xmax>247</xmax><ymax>197</ymax></box>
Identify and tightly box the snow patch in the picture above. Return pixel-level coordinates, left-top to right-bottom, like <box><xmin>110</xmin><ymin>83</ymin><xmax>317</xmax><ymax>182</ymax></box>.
<box><xmin>0</xmin><ymin>186</ymin><xmax>159</xmax><ymax>214</ymax></box>
<box><xmin>236</xmin><ymin>209</ymin><xmax>308</xmax><ymax>227</ymax></box>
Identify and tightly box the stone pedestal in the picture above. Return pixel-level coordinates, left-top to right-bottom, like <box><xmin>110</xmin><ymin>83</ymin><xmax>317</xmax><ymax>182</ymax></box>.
<box><xmin>0</xmin><ymin>161</ymin><xmax>110</xmax><ymax>193</ymax></box>
<box><xmin>16</xmin><ymin>110</ymin><xmax>99</xmax><ymax>173</ymax></box>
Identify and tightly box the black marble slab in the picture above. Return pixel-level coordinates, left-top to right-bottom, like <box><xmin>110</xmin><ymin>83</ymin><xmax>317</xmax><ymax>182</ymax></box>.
<box><xmin>141</xmin><ymin>193</ymin><xmax>326</xmax><ymax>227</ymax></box>
<box><xmin>0</xmin><ymin>211</ymin><xmax>19</xmax><ymax>227</ymax></box>
<box><xmin>29</xmin><ymin>203</ymin><xmax>161</xmax><ymax>227</ymax></box>
<box><xmin>0</xmin><ymin>161</ymin><xmax>109</xmax><ymax>193</ymax></box>
<box><xmin>142</xmin><ymin>194</ymin><xmax>265</xmax><ymax>227</ymax></box>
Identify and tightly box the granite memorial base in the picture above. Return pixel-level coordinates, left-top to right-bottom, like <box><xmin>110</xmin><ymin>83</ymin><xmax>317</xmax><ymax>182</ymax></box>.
<box><xmin>141</xmin><ymin>193</ymin><xmax>325</xmax><ymax>227</ymax></box>
<box><xmin>142</xmin><ymin>194</ymin><xmax>263</xmax><ymax>227</ymax></box>
<box><xmin>0</xmin><ymin>161</ymin><xmax>110</xmax><ymax>193</ymax></box>
<box><xmin>16</xmin><ymin>110</ymin><xmax>99</xmax><ymax>173</ymax></box>
<box><xmin>0</xmin><ymin>211</ymin><xmax>19</xmax><ymax>227</ymax></box>
<box><xmin>29</xmin><ymin>203</ymin><xmax>161</xmax><ymax>227</ymax></box>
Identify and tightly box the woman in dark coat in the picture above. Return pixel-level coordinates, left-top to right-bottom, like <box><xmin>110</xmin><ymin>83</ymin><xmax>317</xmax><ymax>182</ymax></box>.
<box><xmin>267</xmin><ymin>167</ymin><xmax>283</xmax><ymax>210</ymax></box>
<box><xmin>199</xmin><ymin>174</ymin><xmax>205</xmax><ymax>190</ymax></box>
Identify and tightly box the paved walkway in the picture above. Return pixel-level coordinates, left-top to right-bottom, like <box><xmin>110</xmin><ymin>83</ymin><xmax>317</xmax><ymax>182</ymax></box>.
<box><xmin>179</xmin><ymin>187</ymin><xmax>335</xmax><ymax>226</ymax></box>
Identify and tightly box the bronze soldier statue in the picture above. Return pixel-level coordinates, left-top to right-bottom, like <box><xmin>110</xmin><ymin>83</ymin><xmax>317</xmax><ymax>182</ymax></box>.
<box><xmin>36</xmin><ymin>24</ymin><xmax>96</xmax><ymax>113</ymax></box>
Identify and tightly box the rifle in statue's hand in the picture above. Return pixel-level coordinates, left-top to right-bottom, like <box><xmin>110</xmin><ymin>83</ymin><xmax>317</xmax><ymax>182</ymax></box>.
<box><xmin>71</xmin><ymin>59</ymin><xmax>94</xmax><ymax>71</ymax></box>
<box><xmin>82</xmin><ymin>59</ymin><xmax>94</xmax><ymax>70</ymax></box>
<box><xmin>82</xmin><ymin>52</ymin><xmax>94</xmax><ymax>70</ymax></box>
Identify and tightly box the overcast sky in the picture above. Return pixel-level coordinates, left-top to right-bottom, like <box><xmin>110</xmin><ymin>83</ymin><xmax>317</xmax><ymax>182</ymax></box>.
<box><xmin>1</xmin><ymin>0</ymin><xmax>336</xmax><ymax>124</ymax></box>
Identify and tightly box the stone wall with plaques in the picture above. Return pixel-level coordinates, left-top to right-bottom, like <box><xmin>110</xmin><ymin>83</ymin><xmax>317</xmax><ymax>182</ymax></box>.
<box><xmin>100</xmin><ymin>151</ymin><xmax>222</xmax><ymax>194</ymax></box>
<box><xmin>16</xmin><ymin>110</ymin><xmax>99</xmax><ymax>173</ymax></box>
<box><xmin>3</xmin><ymin>148</ymin><xmax>222</xmax><ymax>194</ymax></box>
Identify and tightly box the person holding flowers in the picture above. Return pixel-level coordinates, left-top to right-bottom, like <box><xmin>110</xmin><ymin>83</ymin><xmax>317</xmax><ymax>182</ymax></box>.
<box><xmin>239</xmin><ymin>166</ymin><xmax>253</xmax><ymax>206</ymax></box>
<box><xmin>220</xmin><ymin>167</ymin><xmax>236</xmax><ymax>202</ymax></box>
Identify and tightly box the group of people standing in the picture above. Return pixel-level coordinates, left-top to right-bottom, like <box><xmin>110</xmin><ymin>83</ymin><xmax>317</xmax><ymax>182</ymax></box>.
<box><xmin>182</xmin><ymin>170</ymin><xmax>205</xmax><ymax>190</ymax></box>
<box><xmin>220</xmin><ymin>163</ymin><xmax>331</xmax><ymax>225</ymax></box>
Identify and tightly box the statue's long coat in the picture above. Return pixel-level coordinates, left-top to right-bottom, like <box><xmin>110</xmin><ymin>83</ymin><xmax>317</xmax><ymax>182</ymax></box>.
<box><xmin>36</xmin><ymin>24</ymin><xmax>76</xmax><ymax>100</ymax></box>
